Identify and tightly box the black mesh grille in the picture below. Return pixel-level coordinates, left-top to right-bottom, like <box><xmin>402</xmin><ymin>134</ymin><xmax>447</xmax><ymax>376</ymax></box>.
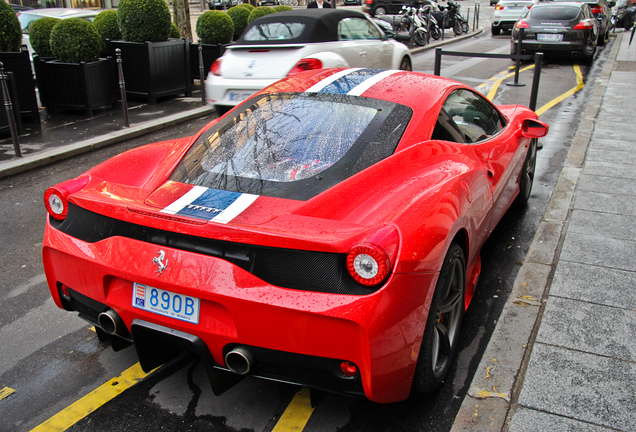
<box><xmin>51</xmin><ymin>204</ymin><xmax>376</xmax><ymax>295</ymax></box>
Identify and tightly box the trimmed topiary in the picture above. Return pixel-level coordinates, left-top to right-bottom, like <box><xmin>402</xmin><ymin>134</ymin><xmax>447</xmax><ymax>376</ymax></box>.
<box><xmin>227</xmin><ymin>5</ymin><xmax>250</xmax><ymax>40</ymax></box>
<box><xmin>247</xmin><ymin>6</ymin><xmax>274</xmax><ymax>23</ymax></box>
<box><xmin>0</xmin><ymin>1</ymin><xmax>22</xmax><ymax>52</ymax></box>
<box><xmin>93</xmin><ymin>10</ymin><xmax>121</xmax><ymax>43</ymax></box>
<box><xmin>170</xmin><ymin>21</ymin><xmax>180</xmax><ymax>38</ymax></box>
<box><xmin>118</xmin><ymin>0</ymin><xmax>171</xmax><ymax>43</ymax></box>
<box><xmin>50</xmin><ymin>18</ymin><xmax>103</xmax><ymax>63</ymax></box>
<box><xmin>196</xmin><ymin>10</ymin><xmax>233</xmax><ymax>45</ymax></box>
<box><xmin>237</xmin><ymin>2</ymin><xmax>255</xmax><ymax>11</ymax></box>
<box><xmin>273</xmin><ymin>5</ymin><xmax>293</xmax><ymax>12</ymax></box>
<box><xmin>29</xmin><ymin>17</ymin><xmax>61</xmax><ymax>57</ymax></box>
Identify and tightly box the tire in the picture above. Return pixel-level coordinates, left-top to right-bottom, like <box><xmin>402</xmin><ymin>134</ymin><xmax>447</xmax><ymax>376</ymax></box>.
<box><xmin>514</xmin><ymin>138</ymin><xmax>537</xmax><ymax>207</ymax></box>
<box><xmin>414</xmin><ymin>30</ymin><xmax>427</xmax><ymax>46</ymax></box>
<box><xmin>412</xmin><ymin>243</ymin><xmax>465</xmax><ymax>393</ymax></box>
<box><xmin>491</xmin><ymin>25</ymin><xmax>501</xmax><ymax>36</ymax></box>
<box><xmin>399</xmin><ymin>56</ymin><xmax>412</xmax><ymax>71</ymax></box>
<box><xmin>373</xmin><ymin>6</ymin><xmax>387</xmax><ymax>16</ymax></box>
<box><xmin>453</xmin><ymin>20</ymin><xmax>462</xmax><ymax>36</ymax></box>
<box><xmin>430</xmin><ymin>25</ymin><xmax>441</xmax><ymax>40</ymax></box>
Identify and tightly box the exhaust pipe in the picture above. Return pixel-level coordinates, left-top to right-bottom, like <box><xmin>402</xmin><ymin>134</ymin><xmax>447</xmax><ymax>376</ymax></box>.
<box><xmin>571</xmin><ymin>51</ymin><xmax>582</xmax><ymax>57</ymax></box>
<box><xmin>98</xmin><ymin>309</ymin><xmax>125</xmax><ymax>336</ymax></box>
<box><xmin>225</xmin><ymin>346</ymin><xmax>255</xmax><ymax>375</ymax></box>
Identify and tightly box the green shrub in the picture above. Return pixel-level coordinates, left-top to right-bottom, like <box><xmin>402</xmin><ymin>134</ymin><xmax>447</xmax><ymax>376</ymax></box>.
<box><xmin>118</xmin><ymin>0</ymin><xmax>171</xmax><ymax>42</ymax></box>
<box><xmin>273</xmin><ymin>5</ymin><xmax>293</xmax><ymax>12</ymax></box>
<box><xmin>50</xmin><ymin>18</ymin><xmax>102</xmax><ymax>63</ymax></box>
<box><xmin>237</xmin><ymin>2</ymin><xmax>255</xmax><ymax>11</ymax></box>
<box><xmin>93</xmin><ymin>10</ymin><xmax>121</xmax><ymax>43</ymax></box>
<box><xmin>0</xmin><ymin>1</ymin><xmax>22</xmax><ymax>52</ymax></box>
<box><xmin>227</xmin><ymin>5</ymin><xmax>250</xmax><ymax>40</ymax></box>
<box><xmin>247</xmin><ymin>6</ymin><xmax>274</xmax><ymax>23</ymax></box>
<box><xmin>196</xmin><ymin>10</ymin><xmax>233</xmax><ymax>44</ymax></box>
<box><xmin>29</xmin><ymin>17</ymin><xmax>61</xmax><ymax>57</ymax></box>
<box><xmin>170</xmin><ymin>21</ymin><xmax>180</xmax><ymax>38</ymax></box>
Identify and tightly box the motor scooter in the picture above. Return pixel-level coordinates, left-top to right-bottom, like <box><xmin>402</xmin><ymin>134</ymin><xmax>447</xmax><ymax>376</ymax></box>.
<box><xmin>611</xmin><ymin>0</ymin><xmax>636</xmax><ymax>31</ymax></box>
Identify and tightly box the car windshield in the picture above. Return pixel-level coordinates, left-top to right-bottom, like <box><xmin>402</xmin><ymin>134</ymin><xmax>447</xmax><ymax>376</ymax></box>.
<box><xmin>243</xmin><ymin>22</ymin><xmax>307</xmax><ymax>41</ymax></box>
<box><xmin>170</xmin><ymin>93</ymin><xmax>411</xmax><ymax>200</ymax></box>
<box><xmin>530</xmin><ymin>5</ymin><xmax>580</xmax><ymax>20</ymax></box>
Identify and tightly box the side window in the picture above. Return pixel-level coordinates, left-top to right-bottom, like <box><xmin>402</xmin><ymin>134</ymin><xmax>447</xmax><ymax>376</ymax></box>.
<box><xmin>338</xmin><ymin>18</ymin><xmax>383</xmax><ymax>40</ymax></box>
<box><xmin>432</xmin><ymin>109</ymin><xmax>467</xmax><ymax>143</ymax></box>
<box><xmin>440</xmin><ymin>89</ymin><xmax>506</xmax><ymax>143</ymax></box>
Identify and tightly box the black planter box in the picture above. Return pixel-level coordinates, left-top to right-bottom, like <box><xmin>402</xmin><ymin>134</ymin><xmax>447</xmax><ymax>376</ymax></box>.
<box><xmin>0</xmin><ymin>71</ymin><xmax>24</xmax><ymax>136</ymax></box>
<box><xmin>190</xmin><ymin>43</ymin><xmax>225</xmax><ymax>80</ymax></box>
<box><xmin>39</xmin><ymin>58</ymin><xmax>117</xmax><ymax>116</ymax></box>
<box><xmin>110</xmin><ymin>39</ymin><xmax>192</xmax><ymax>104</ymax></box>
<box><xmin>0</xmin><ymin>48</ymin><xmax>39</xmax><ymax>124</ymax></box>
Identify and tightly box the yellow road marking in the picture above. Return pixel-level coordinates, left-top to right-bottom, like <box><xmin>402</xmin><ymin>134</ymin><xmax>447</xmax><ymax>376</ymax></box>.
<box><xmin>535</xmin><ymin>64</ymin><xmax>584</xmax><ymax>116</ymax></box>
<box><xmin>486</xmin><ymin>64</ymin><xmax>536</xmax><ymax>101</ymax></box>
<box><xmin>30</xmin><ymin>363</ymin><xmax>151</xmax><ymax>432</ymax></box>
<box><xmin>0</xmin><ymin>386</ymin><xmax>16</xmax><ymax>401</ymax></box>
<box><xmin>271</xmin><ymin>388</ymin><xmax>315</xmax><ymax>432</ymax></box>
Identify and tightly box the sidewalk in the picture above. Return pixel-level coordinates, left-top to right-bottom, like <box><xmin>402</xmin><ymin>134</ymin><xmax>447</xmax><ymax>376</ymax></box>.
<box><xmin>452</xmin><ymin>30</ymin><xmax>636</xmax><ymax>432</ymax></box>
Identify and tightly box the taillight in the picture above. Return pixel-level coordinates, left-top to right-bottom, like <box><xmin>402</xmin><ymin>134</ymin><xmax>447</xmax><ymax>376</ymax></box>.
<box><xmin>210</xmin><ymin>58</ymin><xmax>221</xmax><ymax>76</ymax></box>
<box><xmin>44</xmin><ymin>176</ymin><xmax>89</xmax><ymax>221</ymax></box>
<box><xmin>590</xmin><ymin>6</ymin><xmax>603</xmax><ymax>13</ymax></box>
<box><xmin>574</xmin><ymin>20</ymin><xmax>594</xmax><ymax>29</ymax></box>
<box><xmin>495</xmin><ymin>4</ymin><xmax>504</xmax><ymax>10</ymax></box>
<box><xmin>515</xmin><ymin>20</ymin><xmax>530</xmax><ymax>29</ymax></box>
<box><xmin>287</xmin><ymin>58</ymin><xmax>323</xmax><ymax>76</ymax></box>
<box><xmin>346</xmin><ymin>226</ymin><xmax>399</xmax><ymax>287</ymax></box>
<box><xmin>340</xmin><ymin>361</ymin><xmax>358</xmax><ymax>377</ymax></box>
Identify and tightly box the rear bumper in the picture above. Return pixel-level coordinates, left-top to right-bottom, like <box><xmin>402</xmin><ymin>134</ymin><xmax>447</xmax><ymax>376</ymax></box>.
<box><xmin>205</xmin><ymin>75</ymin><xmax>279</xmax><ymax>107</ymax></box>
<box><xmin>43</xmin><ymin>219</ymin><xmax>438</xmax><ymax>403</ymax></box>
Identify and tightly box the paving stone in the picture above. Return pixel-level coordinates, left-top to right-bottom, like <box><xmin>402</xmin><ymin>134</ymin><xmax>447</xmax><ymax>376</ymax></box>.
<box><xmin>550</xmin><ymin>261</ymin><xmax>636</xmax><ymax>310</ymax></box>
<box><xmin>560</xmin><ymin>232</ymin><xmax>636</xmax><ymax>272</ymax></box>
<box><xmin>578</xmin><ymin>174</ymin><xmax>636</xmax><ymax>196</ymax></box>
<box><xmin>508</xmin><ymin>406</ymin><xmax>615</xmax><ymax>432</ymax></box>
<box><xmin>572</xmin><ymin>190</ymin><xmax>636</xmax><ymax>216</ymax></box>
<box><xmin>568</xmin><ymin>209</ymin><xmax>636</xmax><ymax>240</ymax></box>
<box><xmin>518</xmin><ymin>344</ymin><xmax>636</xmax><ymax>431</ymax></box>
<box><xmin>537</xmin><ymin>296</ymin><xmax>636</xmax><ymax>362</ymax></box>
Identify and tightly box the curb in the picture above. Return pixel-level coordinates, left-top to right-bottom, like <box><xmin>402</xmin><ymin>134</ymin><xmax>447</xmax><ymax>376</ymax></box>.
<box><xmin>0</xmin><ymin>105</ymin><xmax>214</xmax><ymax>180</ymax></box>
<box><xmin>450</xmin><ymin>32</ymin><xmax>622</xmax><ymax>432</ymax></box>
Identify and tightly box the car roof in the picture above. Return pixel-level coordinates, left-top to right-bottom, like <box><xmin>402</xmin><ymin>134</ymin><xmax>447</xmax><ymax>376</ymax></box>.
<box><xmin>235</xmin><ymin>9</ymin><xmax>371</xmax><ymax>45</ymax></box>
<box><xmin>17</xmin><ymin>8</ymin><xmax>99</xmax><ymax>18</ymax></box>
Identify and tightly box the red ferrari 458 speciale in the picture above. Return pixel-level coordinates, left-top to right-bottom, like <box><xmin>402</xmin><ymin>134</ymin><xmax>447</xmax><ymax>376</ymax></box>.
<box><xmin>42</xmin><ymin>68</ymin><xmax>548</xmax><ymax>403</ymax></box>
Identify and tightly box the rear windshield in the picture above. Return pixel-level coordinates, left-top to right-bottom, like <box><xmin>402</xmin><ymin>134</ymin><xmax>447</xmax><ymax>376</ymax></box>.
<box><xmin>170</xmin><ymin>93</ymin><xmax>411</xmax><ymax>200</ymax></box>
<box><xmin>530</xmin><ymin>6</ymin><xmax>581</xmax><ymax>20</ymax></box>
<box><xmin>243</xmin><ymin>22</ymin><xmax>306</xmax><ymax>41</ymax></box>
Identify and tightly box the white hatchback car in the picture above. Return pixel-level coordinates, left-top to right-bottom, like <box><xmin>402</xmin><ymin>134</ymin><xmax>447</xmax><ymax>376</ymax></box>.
<box><xmin>491</xmin><ymin>0</ymin><xmax>538</xmax><ymax>35</ymax></box>
<box><xmin>205</xmin><ymin>9</ymin><xmax>412</xmax><ymax>112</ymax></box>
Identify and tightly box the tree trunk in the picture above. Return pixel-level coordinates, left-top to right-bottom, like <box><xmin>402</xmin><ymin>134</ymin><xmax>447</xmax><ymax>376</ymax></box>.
<box><xmin>173</xmin><ymin>0</ymin><xmax>193</xmax><ymax>41</ymax></box>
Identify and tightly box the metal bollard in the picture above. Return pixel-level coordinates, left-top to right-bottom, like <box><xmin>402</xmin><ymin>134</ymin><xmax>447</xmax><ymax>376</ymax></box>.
<box><xmin>508</xmin><ymin>27</ymin><xmax>525</xmax><ymax>87</ymax></box>
<box><xmin>0</xmin><ymin>62</ymin><xmax>22</xmax><ymax>158</ymax></box>
<box><xmin>198</xmin><ymin>40</ymin><xmax>206</xmax><ymax>106</ymax></box>
<box><xmin>116</xmin><ymin>49</ymin><xmax>130</xmax><ymax>128</ymax></box>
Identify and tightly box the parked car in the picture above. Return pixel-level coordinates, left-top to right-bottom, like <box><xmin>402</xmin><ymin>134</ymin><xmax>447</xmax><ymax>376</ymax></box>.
<box><xmin>258</xmin><ymin>0</ymin><xmax>280</xmax><ymax>5</ymax></box>
<box><xmin>205</xmin><ymin>9</ymin><xmax>412</xmax><ymax>112</ymax></box>
<box><xmin>362</xmin><ymin>0</ymin><xmax>411</xmax><ymax>16</ymax></box>
<box><xmin>344</xmin><ymin>0</ymin><xmax>363</xmax><ymax>5</ymax></box>
<box><xmin>9</xmin><ymin>4</ymin><xmax>33</xmax><ymax>12</ymax></box>
<box><xmin>491</xmin><ymin>0</ymin><xmax>538</xmax><ymax>35</ymax></box>
<box><xmin>42</xmin><ymin>67</ymin><xmax>548</xmax><ymax>404</ymax></box>
<box><xmin>17</xmin><ymin>8</ymin><xmax>100</xmax><ymax>58</ymax></box>
<box><xmin>550</xmin><ymin>0</ymin><xmax>613</xmax><ymax>44</ymax></box>
<box><xmin>511</xmin><ymin>1</ymin><xmax>599</xmax><ymax>62</ymax></box>
<box><xmin>209</xmin><ymin>0</ymin><xmax>239</xmax><ymax>9</ymax></box>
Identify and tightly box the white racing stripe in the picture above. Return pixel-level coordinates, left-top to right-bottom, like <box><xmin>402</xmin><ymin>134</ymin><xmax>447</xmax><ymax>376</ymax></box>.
<box><xmin>160</xmin><ymin>185</ymin><xmax>207</xmax><ymax>215</ymax></box>
<box><xmin>212</xmin><ymin>193</ymin><xmax>259</xmax><ymax>224</ymax></box>
<box><xmin>347</xmin><ymin>69</ymin><xmax>400</xmax><ymax>96</ymax></box>
<box><xmin>305</xmin><ymin>68</ymin><xmax>362</xmax><ymax>93</ymax></box>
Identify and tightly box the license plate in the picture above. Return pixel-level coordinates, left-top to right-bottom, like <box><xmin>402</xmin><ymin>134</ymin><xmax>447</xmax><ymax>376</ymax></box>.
<box><xmin>538</xmin><ymin>33</ymin><xmax>563</xmax><ymax>41</ymax></box>
<box><xmin>228</xmin><ymin>91</ymin><xmax>253</xmax><ymax>102</ymax></box>
<box><xmin>132</xmin><ymin>283</ymin><xmax>200</xmax><ymax>324</ymax></box>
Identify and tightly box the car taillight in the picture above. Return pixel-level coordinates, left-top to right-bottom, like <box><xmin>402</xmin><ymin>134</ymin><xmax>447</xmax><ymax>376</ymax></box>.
<box><xmin>590</xmin><ymin>5</ymin><xmax>604</xmax><ymax>13</ymax></box>
<box><xmin>44</xmin><ymin>176</ymin><xmax>89</xmax><ymax>221</ymax></box>
<box><xmin>495</xmin><ymin>4</ymin><xmax>504</xmax><ymax>10</ymax></box>
<box><xmin>574</xmin><ymin>20</ymin><xmax>594</xmax><ymax>29</ymax></box>
<box><xmin>346</xmin><ymin>226</ymin><xmax>399</xmax><ymax>286</ymax></box>
<box><xmin>515</xmin><ymin>20</ymin><xmax>530</xmax><ymax>29</ymax></box>
<box><xmin>287</xmin><ymin>58</ymin><xmax>323</xmax><ymax>75</ymax></box>
<box><xmin>365</xmin><ymin>0</ymin><xmax>372</xmax><ymax>4</ymax></box>
<box><xmin>210</xmin><ymin>58</ymin><xmax>221</xmax><ymax>76</ymax></box>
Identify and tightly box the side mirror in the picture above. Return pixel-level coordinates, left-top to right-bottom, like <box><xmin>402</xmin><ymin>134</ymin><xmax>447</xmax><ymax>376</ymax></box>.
<box><xmin>521</xmin><ymin>118</ymin><xmax>549</xmax><ymax>138</ymax></box>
